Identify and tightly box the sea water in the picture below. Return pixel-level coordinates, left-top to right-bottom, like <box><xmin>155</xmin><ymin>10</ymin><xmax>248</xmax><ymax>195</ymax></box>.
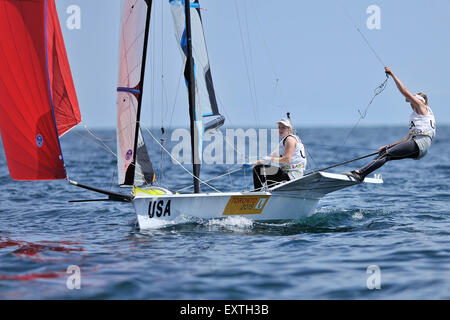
<box><xmin>0</xmin><ymin>126</ymin><xmax>449</xmax><ymax>299</ymax></box>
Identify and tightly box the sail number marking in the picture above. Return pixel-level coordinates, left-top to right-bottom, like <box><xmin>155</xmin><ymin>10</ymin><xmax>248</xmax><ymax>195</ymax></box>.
<box><xmin>148</xmin><ymin>200</ymin><xmax>171</xmax><ymax>218</ymax></box>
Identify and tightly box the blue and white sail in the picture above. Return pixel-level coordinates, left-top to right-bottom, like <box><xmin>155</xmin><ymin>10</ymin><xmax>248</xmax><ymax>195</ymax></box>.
<box><xmin>169</xmin><ymin>0</ymin><xmax>224</xmax><ymax>165</ymax></box>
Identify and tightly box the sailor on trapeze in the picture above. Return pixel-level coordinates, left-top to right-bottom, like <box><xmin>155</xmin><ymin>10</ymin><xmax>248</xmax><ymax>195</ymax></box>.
<box><xmin>344</xmin><ymin>66</ymin><xmax>436</xmax><ymax>182</ymax></box>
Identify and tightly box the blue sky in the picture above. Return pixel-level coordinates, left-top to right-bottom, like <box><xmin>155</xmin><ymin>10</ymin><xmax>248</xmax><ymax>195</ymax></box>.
<box><xmin>56</xmin><ymin>0</ymin><xmax>450</xmax><ymax>129</ymax></box>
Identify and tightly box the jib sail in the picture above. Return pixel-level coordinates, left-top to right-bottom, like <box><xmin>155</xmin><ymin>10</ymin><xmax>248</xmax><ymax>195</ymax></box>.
<box><xmin>117</xmin><ymin>0</ymin><xmax>155</xmax><ymax>186</ymax></box>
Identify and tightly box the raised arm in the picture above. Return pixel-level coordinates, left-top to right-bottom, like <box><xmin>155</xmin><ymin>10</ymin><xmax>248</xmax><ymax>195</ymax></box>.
<box><xmin>385</xmin><ymin>67</ymin><xmax>427</xmax><ymax>115</ymax></box>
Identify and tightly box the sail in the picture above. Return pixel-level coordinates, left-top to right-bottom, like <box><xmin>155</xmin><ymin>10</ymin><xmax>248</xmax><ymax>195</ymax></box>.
<box><xmin>117</xmin><ymin>0</ymin><xmax>155</xmax><ymax>186</ymax></box>
<box><xmin>169</xmin><ymin>0</ymin><xmax>224</xmax><ymax>166</ymax></box>
<box><xmin>0</xmin><ymin>0</ymin><xmax>81</xmax><ymax>181</ymax></box>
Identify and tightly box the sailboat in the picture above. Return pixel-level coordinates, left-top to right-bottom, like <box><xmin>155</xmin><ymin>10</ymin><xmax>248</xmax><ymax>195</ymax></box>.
<box><xmin>0</xmin><ymin>0</ymin><xmax>382</xmax><ymax>229</ymax></box>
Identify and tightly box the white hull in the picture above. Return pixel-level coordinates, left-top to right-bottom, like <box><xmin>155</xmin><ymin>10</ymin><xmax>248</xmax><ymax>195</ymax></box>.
<box><xmin>132</xmin><ymin>171</ymin><xmax>382</xmax><ymax>229</ymax></box>
<box><xmin>133</xmin><ymin>191</ymin><xmax>320</xmax><ymax>228</ymax></box>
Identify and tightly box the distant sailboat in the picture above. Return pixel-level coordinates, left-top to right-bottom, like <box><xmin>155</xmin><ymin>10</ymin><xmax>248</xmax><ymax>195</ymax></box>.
<box><xmin>0</xmin><ymin>0</ymin><xmax>382</xmax><ymax>229</ymax></box>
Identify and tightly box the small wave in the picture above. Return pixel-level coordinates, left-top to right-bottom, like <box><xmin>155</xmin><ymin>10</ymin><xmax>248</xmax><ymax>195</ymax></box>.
<box><xmin>256</xmin><ymin>221</ymin><xmax>296</xmax><ymax>228</ymax></box>
<box><xmin>137</xmin><ymin>214</ymin><xmax>207</xmax><ymax>231</ymax></box>
<box><xmin>137</xmin><ymin>217</ymin><xmax>177</xmax><ymax>230</ymax></box>
<box><xmin>251</xmin><ymin>207</ymin><xmax>394</xmax><ymax>235</ymax></box>
<box><xmin>351</xmin><ymin>211</ymin><xmax>365</xmax><ymax>220</ymax></box>
<box><xmin>138</xmin><ymin>215</ymin><xmax>256</xmax><ymax>232</ymax></box>
<box><xmin>206</xmin><ymin>216</ymin><xmax>254</xmax><ymax>230</ymax></box>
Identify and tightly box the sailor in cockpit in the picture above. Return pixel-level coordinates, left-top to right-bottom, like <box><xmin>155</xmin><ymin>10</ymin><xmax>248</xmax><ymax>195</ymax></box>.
<box><xmin>252</xmin><ymin>118</ymin><xmax>307</xmax><ymax>190</ymax></box>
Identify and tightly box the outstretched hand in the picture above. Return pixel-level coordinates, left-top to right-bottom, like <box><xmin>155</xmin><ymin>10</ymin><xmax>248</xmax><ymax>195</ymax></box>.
<box><xmin>242</xmin><ymin>163</ymin><xmax>252</xmax><ymax>169</ymax></box>
<box><xmin>251</xmin><ymin>156</ymin><xmax>272</xmax><ymax>167</ymax></box>
<box><xmin>384</xmin><ymin>66</ymin><xmax>393</xmax><ymax>76</ymax></box>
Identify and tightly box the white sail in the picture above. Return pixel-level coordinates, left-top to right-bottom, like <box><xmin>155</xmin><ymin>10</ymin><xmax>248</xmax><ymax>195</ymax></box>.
<box><xmin>169</xmin><ymin>0</ymin><xmax>223</xmax><ymax>165</ymax></box>
<box><xmin>117</xmin><ymin>0</ymin><xmax>155</xmax><ymax>186</ymax></box>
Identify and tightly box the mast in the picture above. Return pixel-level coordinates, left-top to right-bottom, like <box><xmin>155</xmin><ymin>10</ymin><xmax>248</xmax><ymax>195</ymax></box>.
<box><xmin>185</xmin><ymin>0</ymin><xmax>200</xmax><ymax>193</ymax></box>
<box><xmin>124</xmin><ymin>0</ymin><xmax>153</xmax><ymax>186</ymax></box>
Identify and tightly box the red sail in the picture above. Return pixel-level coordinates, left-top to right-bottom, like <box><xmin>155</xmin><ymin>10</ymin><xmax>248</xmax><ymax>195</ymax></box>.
<box><xmin>0</xmin><ymin>0</ymin><xmax>81</xmax><ymax>180</ymax></box>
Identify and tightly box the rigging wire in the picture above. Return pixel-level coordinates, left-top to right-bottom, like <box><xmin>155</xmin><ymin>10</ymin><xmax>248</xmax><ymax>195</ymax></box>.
<box><xmin>251</xmin><ymin>6</ymin><xmax>320</xmax><ymax>172</ymax></box>
<box><xmin>287</xmin><ymin>113</ymin><xmax>319</xmax><ymax>172</ymax></box>
<box><xmin>159</xmin><ymin>0</ymin><xmax>165</xmax><ymax>184</ymax></box>
<box><xmin>76</xmin><ymin>124</ymin><xmax>150</xmax><ymax>184</ymax></box>
<box><xmin>337</xmin><ymin>0</ymin><xmax>386</xmax><ymax>68</ymax></box>
<box><xmin>304</xmin><ymin>142</ymin><xmax>379</xmax><ymax>152</ymax></box>
<box><xmin>76</xmin><ymin>3</ymin><xmax>393</xmax><ymax>191</ymax></box>
<box><xmin>78</xmin><ymin>121</ymin><xmax>253</xmax><ymax>193</ymax></box>
<box><xmin>77</xmin><ymin>125</ymin><xmax>117</xmax><ymax>157</ymax></box>
<box><xmin>109</xmin><ymin>163</ymin><xmax>117</xmax><ymax>191</ymax></box>
<box><xmin>159</xmin><ymin>127</ymin><xmax>165</xmax><ymax>183</ymax></box>
<box><xmin>71</xmin><ymin>127</ymin><xmax>119</xmax><ymax>186</ymax></box>
<box><xmin>233</xmin><ymin>0</ymin><xmax>260</xmax><ymax>128</ymax></box>
<box><xmin>251</xmin><ymin>8</ymin><xmax>287</xmax><ymax>111</ymax></box>
<box><xmin>304</xmin><ymin>146</ymin><xmax>318</xmax><ymax>172</ymax></box>
<box><xmin>243</xmin><ymin>0</ymin><xmax>260</xmax><ymax>127</ymax></box>
<box><xmin>143</xmin><ymin>126</ymin><xmax>222</xmax><ymax>193</ymax></box>
<box><xmin>175</xmin><ymin>165</ymin><xmax>244</xmax><ymax>193</ymax></box>
<box><xmin>340</xmin><ymin>74</ymin><xmax>389</xmax><ymax>150</ymax></box>
<box><xmin>168</xmin><ymin>65</ymin><xmax>184</xmax><ymax>130</ymax></box>
<box><xmin>323</xmin><ymin>1</ymin><xmax>391</xmax><ymax>164</ymax></box>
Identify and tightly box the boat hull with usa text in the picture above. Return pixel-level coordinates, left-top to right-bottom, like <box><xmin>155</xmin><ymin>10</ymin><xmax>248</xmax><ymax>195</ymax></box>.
<box><xmin>132</xmin><ymin>172</ymin><xmax>383</xmax><ymax>227</ymax></box>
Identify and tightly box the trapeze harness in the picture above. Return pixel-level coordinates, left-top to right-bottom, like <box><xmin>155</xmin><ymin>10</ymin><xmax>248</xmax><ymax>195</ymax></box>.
<box><xmin>358</xmin><ymin>106</ymin><xmax>436</xmax><ymax>179</ymax></box>
<box><xmin>409</xmin><ymin>105</ymin><xmax>436</xmax><ymax>158</ymax></box>
<box><xmin>278</xmin><ymin>134</ymin><xmax>307</xmax><ymax>179</ymax></box>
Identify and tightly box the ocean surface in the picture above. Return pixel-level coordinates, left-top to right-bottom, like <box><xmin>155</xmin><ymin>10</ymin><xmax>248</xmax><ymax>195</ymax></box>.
<box><xmin>0</xmin><ymin>126</ymin><xmax>449</xmax><ymax>300</ymax></box>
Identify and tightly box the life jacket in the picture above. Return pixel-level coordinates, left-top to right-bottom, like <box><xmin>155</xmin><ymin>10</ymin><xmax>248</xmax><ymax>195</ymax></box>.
<box><xmin>409</xmin><ymin>106</ymin><xmax>436</xmax><ymax>140</ymax></box>
<box><xmin>278</xmin><ymin>134</ymin><xmax>307</xmax><ymax>173</ymax></box>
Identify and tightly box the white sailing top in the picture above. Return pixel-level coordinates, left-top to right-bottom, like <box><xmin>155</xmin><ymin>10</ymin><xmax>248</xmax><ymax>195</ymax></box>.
<box><xmin>409</xmin><ymin>106</ymin><xmax>436</xmax><ymax>140</ymax></box>
<box><xmin>279</xmin><ymin>134</ymin><xmax>307</xmax><ymax>172</ymax></box>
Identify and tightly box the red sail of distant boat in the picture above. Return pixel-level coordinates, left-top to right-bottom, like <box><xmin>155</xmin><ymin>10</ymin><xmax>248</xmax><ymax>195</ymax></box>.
<box><xmin>0</xmin><ymin>0</ymin><xmax>81</xmax><ymax>180</ymax></box>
